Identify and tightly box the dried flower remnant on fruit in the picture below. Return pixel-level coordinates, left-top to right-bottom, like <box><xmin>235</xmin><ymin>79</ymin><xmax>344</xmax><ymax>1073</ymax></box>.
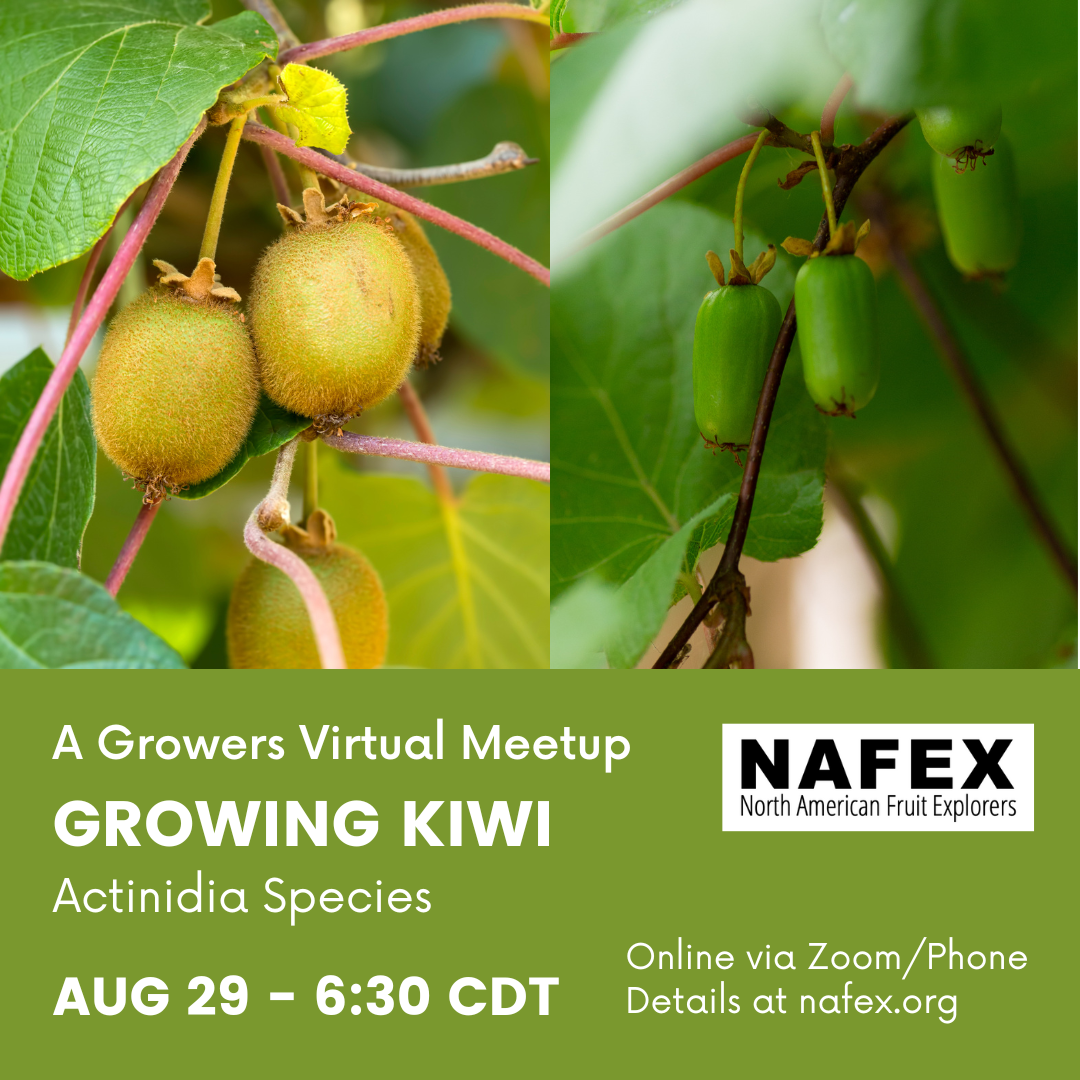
<box><xmin>91</xmin><ymin>257</ymin><xmax>259</xmax><ymax>495</ymax></box>
<box><xmin>227</xmin><ymin>508</ymin><xmax>388</xmax><ymax>670</ymax></box>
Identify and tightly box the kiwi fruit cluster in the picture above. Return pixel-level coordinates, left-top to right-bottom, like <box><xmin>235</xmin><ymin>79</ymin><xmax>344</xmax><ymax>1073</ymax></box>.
<box><xmin>227</xmin><ymin>509</ymin><xmax>387</xmax><ymax>669</ymax></box>
<box><xmin>91</xmin><ymin>181</ymin><xmax>445</xmax><ymax>667</ymax></box>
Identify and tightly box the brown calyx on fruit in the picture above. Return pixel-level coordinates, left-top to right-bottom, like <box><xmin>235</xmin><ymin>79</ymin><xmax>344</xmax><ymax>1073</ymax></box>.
<box><xmin>782</xmin><ymin>219</ymin><xmax>871</xmax><ymax>260</ymax></box>
<box><xmin>705</xmin><ymin>246</ymin><xmax>776</xmax><ymax>288</ymax></box>
<box><xmin>277</xmin><ymin>187</ymin><xmax>382</xmax><ymax>230</ymax></box>
<box><xmin>281</xmin><ymin>508</ymin><xmax>336</xmax><ymax>556</ymax></box>
<box><xmin>152</xmin><ymin>257</ymin><xmax>241</xmax><ymax>303</ymax></box>
<box><xmin>312</xmin><ymin>413</ymin><xmax>354</xmax><ymax>437</ymax></box>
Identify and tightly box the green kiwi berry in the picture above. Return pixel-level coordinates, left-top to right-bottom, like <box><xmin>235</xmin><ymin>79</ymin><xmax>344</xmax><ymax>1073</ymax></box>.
<box><xmin>369</xmin><ymin>197</ymin><xmax>451</xmax><ymax>366</ymax></box>
<box><xmin>931</xmin><ymin>136</ymin><xmax>1021</xmax><ymax>277</ymax></box>
<box><xmin>91</xmin><ymin>258</ymin><xmax>259</xmax><ymax>497</ymax></box>
<box><xmin>916</xmin><ymin>104</ymin><xmax>1001</xmax><ymax>169</ymax></box>
<box><xmin>227</xmin><ymin>509</ymin><xmax>388</xmax><ymax>669</ymax></box>
<box><xmin>249</xmin><ymin>190</ymin><xmax>420</xmax><ymax>425</ymax></box>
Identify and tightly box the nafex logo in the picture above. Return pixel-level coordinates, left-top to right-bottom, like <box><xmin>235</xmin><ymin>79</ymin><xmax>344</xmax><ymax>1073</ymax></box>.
<box><xmin>721</xmin><ymin>725</ymin><xmax>1033</xmax><ymax>832</ymax></box>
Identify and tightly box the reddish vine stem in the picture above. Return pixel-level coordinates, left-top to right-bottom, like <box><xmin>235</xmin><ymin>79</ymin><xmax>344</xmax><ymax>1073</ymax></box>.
<box><xmin>242</xmin><ymin>122</ymin><xmax>550</xmax><ymax>286</ymax></box>
<box><xmin>243</xmin><ymin>511</ymin><xmax>347</xmax><ymax>669</ymax></box>
<box><xmin>863</xmin><ymin>191</ymin><xmax>1078</xmax><ymax>595</ymax></box>
<box><xmin>321</xmin><ymin>431</ymin><xmax>550</xmax><ymax>484</ymax></box>
<box><xmin>65</xmin><ymin>229</ymin><xmax>112</xmax><ymax>345</ymax></box>
<box><xmin>550</xmin><ymin>32</ymin><xmax>593</xmax><ymax>50</ymax></box>
<box><xmin>279</xmin><ymin>4</ymin><xmax>548</xmax><ymax>65</ymax></box>
<box><xmin>397</xmin><ymin>381</ymin><xmax>455</xmax><ymax>503</ymax></box>
<box><xmin>577</xmin><ymin>134</ymin><xmax>760</xmax><ymax>249</ymax></box>
<box><xmin>104</xmin><ymin>498</ymin><xmax>163</xmax><ymax>596</ymax></box>
<box><xmin>574</xmin><ymin>115</ymin><xmax>823</xmax><ymax>252</ymax></box>
<box><xmin>654</xmin><ymin>114</ymin><xmax>913</xmax><ymax>669</ymax></box>
<box><xmin>257</xmin><ymin>141</ymin><xmax>293</xmax><ymax>206</ymax></box>
<box><xmin>820</xmin><ymin>73</ymin><xmax>854</xmax><ymax>147</ymax></box>
<box><xmin>0</xmin><ymin>118</ymin><xmax>206</xmax><ymax>555</ymax></box>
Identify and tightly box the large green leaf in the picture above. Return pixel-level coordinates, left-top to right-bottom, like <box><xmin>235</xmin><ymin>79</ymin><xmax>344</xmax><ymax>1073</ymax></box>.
<box><xmin>551</xmin><ymin>200</ymin><xmax>825</xmax><ymax>601</ymax></box>
<box><xmin>320</xmin><ymin>456</ymin><xmax>549</xmax><ymax>668</ymax></box>
<box><xmin>422</xmin><ymin>84</ymin><xmax>549</xmax><ymax>378</ymax></box>
<box><xmin>549</xmin><ymin>576</ymin><xmax>624</xmax><ymax>669</ymax></box>
<box><xmin>0</xmin><ymin>561</ymin><xmax>185</xmax><ymax>668</ymax></box>
<box><xmin>821</xmin><ymin>0</ymin><xmax>1075</xmax><ymax>112</ymax></box>
<box><xmin>175</xmin><ymin>395</ymin><xmax>309</xmax><ymax>500</ymax></box>
<box><xmin>605</xmin><ymin>492</ymin><xmax>733</xmax><ymax>668</ymax></box>
<box><xmin>0</xmin><ymin>349</ymin><xmax>95</xmax><ymax>568</ymax></box>
<box><xmin>0</xmin><ymin>1</ymin><xmax>276</xmax><ymax>279</ymax></box>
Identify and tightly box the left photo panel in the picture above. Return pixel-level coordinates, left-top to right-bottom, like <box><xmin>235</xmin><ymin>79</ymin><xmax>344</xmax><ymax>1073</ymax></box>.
<box><xmin>0</xmin><ymin>0</ymin><xmax>551</xmax><ymax>669</ymax></box>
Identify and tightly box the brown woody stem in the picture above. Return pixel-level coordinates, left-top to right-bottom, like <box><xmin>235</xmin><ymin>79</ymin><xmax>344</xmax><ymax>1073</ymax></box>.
<box><xmin>654</xmin><ymin>114</ymin><xmax>913</xmax><ymax>669</ymax></box>
<box><xmin>864</xmin><ymin>190</ymin><xmax>1078</xmax><ymax>595</ymax></box>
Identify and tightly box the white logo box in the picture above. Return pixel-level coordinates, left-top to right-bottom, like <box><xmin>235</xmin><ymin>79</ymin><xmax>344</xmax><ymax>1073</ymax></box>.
<box><xmin>721</xmin><ymin>724</ymin><xmax>1033</xmax><ymax>832</ymax></box>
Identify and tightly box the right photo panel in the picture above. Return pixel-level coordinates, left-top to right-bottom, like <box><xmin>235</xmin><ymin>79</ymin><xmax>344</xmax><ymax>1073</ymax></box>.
<box><xmin>550</xmin><ymin>0</ymin><xmax>1077</xmax><ymax>668</ymax></box>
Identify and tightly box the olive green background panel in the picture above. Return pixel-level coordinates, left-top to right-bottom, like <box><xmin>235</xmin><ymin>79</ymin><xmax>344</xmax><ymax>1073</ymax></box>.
<box><xmin>0</xmin><ymin>672</ymin><xmax>1072</xmax><ymax>1077</ymax></box>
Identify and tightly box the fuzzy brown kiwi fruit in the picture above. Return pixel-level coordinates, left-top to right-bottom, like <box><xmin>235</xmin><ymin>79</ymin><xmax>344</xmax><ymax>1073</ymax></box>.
<box><xmin>91</xmin><ymin>258</ymin><xmax>259</xmax><ymax>498</ymax></box>
<box><xmin>366</xmin><ymin>196</ymin><xmax>451</xmax><ymax>366</ymax></box>
<box><xmin>227</xmin><ymin>508</ymin><xmax>388</xmax><ymax>669</ymax></box>
<box><xmin>248</xmin><ymin>189</ymin><xmax>420</xmax><ymax>426</ymax></box>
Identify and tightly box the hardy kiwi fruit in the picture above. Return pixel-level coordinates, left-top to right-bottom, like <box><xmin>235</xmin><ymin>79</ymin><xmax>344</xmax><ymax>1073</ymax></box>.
<box><xmin>249</xmin><ymin>189</ymin><xmax>420</xmax><ymax>425</ymax></box>
<box><xmin>367</xmin><ymin>197</ymin><xmax>451</xmax><ymax>366</ymax></box>
<box><xmin>91</xmin><ymin>258</ymin><xmax>259</xmax><ymax>497</ymax></box>
<box><xmin>227</xmin><ymin>508</ymin><xmax>388</xmax><ymax>669</ymax></box>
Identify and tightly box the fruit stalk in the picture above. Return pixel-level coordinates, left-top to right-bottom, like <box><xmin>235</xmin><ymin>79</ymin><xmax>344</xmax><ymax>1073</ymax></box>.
<box><xmin>820</xmin><ymin>73</ymin><xmax>853</xmax><ymax>147</ymax></box>
<box><xmin>865</xmin><ymin>192</ymin><xmax>1077</xmax><ymax>595</ymax></box>
<box><xmin>0</xmin><ymin>118</ymin><xmax>206</xmax><ymax>554</ymax></box>
<box><xmin>654</xmin><ymin>114</ymin><xmax>912</xmax><ymax>669</ymax></box>
<box><xmin>243</xmin><ymin>511</ymin><xmax>347</xmax><ymax>669</ymax></box>
<box><xmin>104</xmin><ymin>499</ymin><xmax>163</xmax><ymax>596</ymax></box>
<box><xmin>241</xmin><ymin>122</ymin><xmax>550</xmax><ymax>286</ymax></box>
<box><xmin>811</xmin><ymin>131</ymin><xmax>838</xmax><ymax>237</ymax></box>
<box><xmin>200</xmin><ymin>116</ymin><xmax>247</xmax><ymax>262</ymax></box>
<box><xmin>320</xmin><ymin>430</ymin><xmax>551</xmax><ymax>484</ymax></box>
<box><xmin>278</xmin><ymin>4</ymin><xmax>549</xmax><ymax>65</ymax></box>
<box><xmin>733</xmin><ymin>129</ymin><xmax>768</xmax><ymax>261</ymax></box>
<box><xmin>303</xmin><ymin>440</ymin><xmax>318</xmax><ymax>524</ymax></box>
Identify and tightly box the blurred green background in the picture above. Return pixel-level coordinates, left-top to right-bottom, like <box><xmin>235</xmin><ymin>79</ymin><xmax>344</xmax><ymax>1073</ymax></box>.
<box><xmin>0</xmin><ymin>1</ymin><xmax>549</xmax><ymax>667</ymax></box>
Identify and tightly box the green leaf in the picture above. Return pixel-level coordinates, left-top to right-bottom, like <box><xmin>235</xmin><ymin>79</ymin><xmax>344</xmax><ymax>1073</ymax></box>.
<box><xmin>0</xmin><ymin>561</ymin><xmax>185</xmax><ymax>668</ymax></box>
<box><xmin>821</xmin><ymin>0</ymin><xmax>1075</xmax><ymax>112</ymax></box>
<box><xmin>552</xmin><ymin>200</ymin><xmax>825</xmax><ymax>601</ymax></box>
<box><xmin>175</xmin><ymin>395</ymin><xmax>310</xmax><ymax>500</ymax></box>
<box><xmin>550</xmin><ymin>576</ymin><xmax>624</xmax><ymax>668</ymax></box>
<box><xmin>422</xmin><ymin>84</ymin><xmax>549</xmax><ymax>378</ymax></box>
<box><xmin>0</xmin><ymin>349</ymin><xmax>95</xmax><ymax>568</ymax></box>
<box><xmin>0</xmin><ymin>1</ymin><xmax>277</xmax><ymax>279</ymax></box>
<box><xmin>320</xmin><ymin>456</ymin><xmax>549</xmax><ymax>668</ymax></box>
<box><xmin>551</xmin><ymin>0</ymin><xmax>569</xmax><ymax>34</ymax></box>
<box><xmin>605</xmin><ymin>493</ymin><xmax>734</xmax><ymax>669</ymax></box>
<box><xmin>273</xmin><ymin>64</ymin><xmax>351</xmax><ymax>154</ymax></box>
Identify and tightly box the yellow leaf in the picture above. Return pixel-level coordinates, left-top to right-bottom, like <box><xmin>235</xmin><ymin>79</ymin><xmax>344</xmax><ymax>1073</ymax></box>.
<box><xmin>273</xmin><ymin>63</ymin><xmax>351</xmax><ymax>154</ymax></box>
